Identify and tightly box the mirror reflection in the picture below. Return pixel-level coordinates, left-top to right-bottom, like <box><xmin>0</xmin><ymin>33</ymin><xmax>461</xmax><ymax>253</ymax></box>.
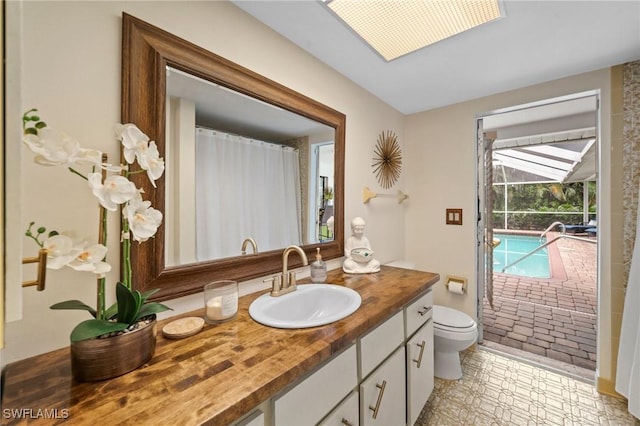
<box><xmin>165</xmin><ymin>68</ymin><xmax>336</xmax><ymax>266</ymax></box>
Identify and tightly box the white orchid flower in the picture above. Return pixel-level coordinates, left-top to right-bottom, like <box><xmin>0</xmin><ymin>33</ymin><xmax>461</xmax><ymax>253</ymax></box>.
<box><xmin>70</xmin><ymin>147</ymin><xmax>103</xmax><ymax>167</ymax></box>
<box><xmin>68</xmin><ymin>243</ymin><xmax>112</xmax><ymax>277</ymax></box>
<box><xmin>123</xmin><ymin>193</ymin><xmax>163</xmax><ymax>242</ymax></box>
<box><xmin>115</xmin><ymin>123</ymin><xmax>164</xmax><ymax>186</ymax></box>
<box><xmin>115</xmin><ymin>123</ymin><xmax>150</xmax><ymax>165</ymax></box>
<box><xmin>88</xmin><ymin>173</ymin><xmax>137</xmax><ymax>211</ymax></box>
<box><xmin>136</xmin><ymin>141</ymin><xmax>165</xmax><ymax>187</ymax></box>
<box><xmin>23</xmin><ymin>128</ymin><xmax>102</xmax><ymax>167</ymax></box>
<box><xmin>21</xmin><ymin>110</ymin><xmax>170</xmax><ymax>328</ymax></box>
<box><xmin>43</xmin><ymin>234</ymin><xmax>80</xmax><ymax>269</ymax></box>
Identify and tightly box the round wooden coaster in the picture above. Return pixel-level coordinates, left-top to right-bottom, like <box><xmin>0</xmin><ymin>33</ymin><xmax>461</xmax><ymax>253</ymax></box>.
<box><xmin>162</xmin><ymin>316</ymin><xmax>205</xmax><ymax>339</ymax></box>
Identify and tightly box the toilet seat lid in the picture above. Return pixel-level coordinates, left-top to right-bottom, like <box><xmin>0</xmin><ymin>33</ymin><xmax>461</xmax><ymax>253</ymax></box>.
<box><xmin>433</xmin><ymin>305</ymin><xmax>475</xmax><ymax>329</ymax></box>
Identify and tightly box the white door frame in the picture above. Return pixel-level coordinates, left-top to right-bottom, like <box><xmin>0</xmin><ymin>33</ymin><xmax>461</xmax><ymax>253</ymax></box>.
<box><xmin>475</xmin><ymin>90</ymin><xmax>601</xmax><ymax>347</ymax></box>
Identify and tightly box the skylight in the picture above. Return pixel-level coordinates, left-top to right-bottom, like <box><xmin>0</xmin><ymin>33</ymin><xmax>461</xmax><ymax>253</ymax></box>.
<box><xmin>325</xmin><ymin>0</ymin><xmax>503</xmax><ymax>61</ymax></box>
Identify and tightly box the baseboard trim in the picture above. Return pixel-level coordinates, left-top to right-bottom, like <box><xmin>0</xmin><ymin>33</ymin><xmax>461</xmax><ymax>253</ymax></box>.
<box><xmin>597</xmin><ymin>377</ymin><xmax>624</xmax><ymax>399</ymax></box>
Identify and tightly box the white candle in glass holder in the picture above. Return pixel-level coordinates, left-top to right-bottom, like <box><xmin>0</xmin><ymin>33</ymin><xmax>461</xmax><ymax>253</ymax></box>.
<box><xmin>204</xmin><ymin>280</ymin><xmax>238</xmax><ymax>324</ymax></box>
<box><xmin>206</xmin><ymin>296</ymin><xmax>224</xmax><ymax>321</ymax></box>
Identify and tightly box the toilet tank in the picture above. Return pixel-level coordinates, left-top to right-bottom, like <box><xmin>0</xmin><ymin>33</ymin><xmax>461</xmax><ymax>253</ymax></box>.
<box><xmin>385</xmin><ymin>260</ymin><xmax>416</xmax><ymax>269</ymax></box>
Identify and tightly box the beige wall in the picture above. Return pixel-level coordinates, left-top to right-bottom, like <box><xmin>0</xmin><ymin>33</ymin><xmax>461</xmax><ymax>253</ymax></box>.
<box><xmin>4</xmin><ymin>1</ymin><xmax>405</xmax><ymax>363</ymax></box>
<box><xmin>404</xmin><ymin>69</ymin><xmax>618</xmax><ymax>387</ymax></box>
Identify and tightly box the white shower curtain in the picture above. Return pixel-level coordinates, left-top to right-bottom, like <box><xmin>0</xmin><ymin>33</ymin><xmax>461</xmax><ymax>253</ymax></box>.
<box><xmin>195</xmin><ymin>128</ymin><xmax>302</xmax><ymax>260</ymax></box>
<box><xmin>616</xmin><ymin>186</ymin><xmax>640</xmax><ymax>419</ymax></box>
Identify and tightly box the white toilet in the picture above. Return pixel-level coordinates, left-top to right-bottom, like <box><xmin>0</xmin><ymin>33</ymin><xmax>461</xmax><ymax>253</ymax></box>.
<box><xmin>433</xmin><ymin>304</ymin><xmax>478</xmax><ymax>380</ymax></box>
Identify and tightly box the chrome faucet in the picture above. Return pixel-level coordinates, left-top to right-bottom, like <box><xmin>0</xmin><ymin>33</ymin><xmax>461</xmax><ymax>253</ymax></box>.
<box><xmin>241</xmin><ymin>237</ymin><xmax>258</xmax><ymax>255</ymax></box>
<box><xmin>267</xmin><ymin>245</ymin><xmax>308</xmax><ymax>297</ymax></box>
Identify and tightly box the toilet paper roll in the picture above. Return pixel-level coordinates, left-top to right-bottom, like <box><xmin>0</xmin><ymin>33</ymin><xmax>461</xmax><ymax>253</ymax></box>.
<box><xmin>448</xmin><ymin>281</ymin><xmax>465</xmax><ymax>295</ymax></box>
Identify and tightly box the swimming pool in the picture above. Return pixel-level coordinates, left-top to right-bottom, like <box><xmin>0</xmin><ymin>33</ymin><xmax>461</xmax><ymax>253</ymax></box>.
<box><xmin>493</xmin><ymin>233</ymin><xmax>550</xmax><ymax>278</ymax></box>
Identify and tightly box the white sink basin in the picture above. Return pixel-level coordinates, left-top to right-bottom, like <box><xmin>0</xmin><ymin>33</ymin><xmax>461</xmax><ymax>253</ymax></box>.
<box><xmin>249</xmin><ymin>284</ymin><xmax>362</xmax><ymax>329</ymax></box>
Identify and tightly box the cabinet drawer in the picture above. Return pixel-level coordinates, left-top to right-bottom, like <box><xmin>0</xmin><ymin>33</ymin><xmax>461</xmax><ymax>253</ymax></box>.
<box><xmin>405</xmin><ymin>290</ymin><xmax>433</xmax><ymax>338</ymax></box>
<box><xmin>275</xmin><ymin>344</ymin><xmax>357</xmax><ymax>426</ymax></box>
<box><xmin>359</xmin><ymin>311</ymin><xmax>403</xmax><ymax>379</ymax></box>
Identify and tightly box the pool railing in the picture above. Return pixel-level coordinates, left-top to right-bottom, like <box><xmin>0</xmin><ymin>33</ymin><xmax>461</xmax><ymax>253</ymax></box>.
<box><xmin>539</xmin><ymin>221</ymin><xmax>566</xmax><ymax>243</ymax></box>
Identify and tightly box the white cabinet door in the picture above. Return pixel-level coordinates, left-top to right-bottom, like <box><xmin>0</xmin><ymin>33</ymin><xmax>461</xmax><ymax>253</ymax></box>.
<box><xmin>275</xmin><ymin>345</ymin><xmax>357</xmax><ymax>426</ymax></box>
<box><xmin>360</xmin><ymin>347</ymin><xmax>406</xmax><ymax>426</ymax></box>
<box><xmin>318</xmin><ymin>391</ymin><xmax>359</xmax><ymax>426</ymax></box>
<box><xmin>406</xmin><ymin>320</ymin><xmax>434</xmax><ymax>425</ymax></box>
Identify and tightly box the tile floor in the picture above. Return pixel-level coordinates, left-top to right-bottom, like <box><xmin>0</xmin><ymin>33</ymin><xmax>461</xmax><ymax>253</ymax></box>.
<box><xmin>416</xmin><ymin>348</ymin><xmax>638</xmax><ymax>426</ymax></box>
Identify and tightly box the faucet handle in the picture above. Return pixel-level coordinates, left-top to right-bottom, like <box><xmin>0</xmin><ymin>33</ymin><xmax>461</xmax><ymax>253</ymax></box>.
<box><xmin>288</xmin><ymin>271</ymin><xmax>297</xmax><ymax>289</ymax></box>
<box><xmin>265</xmin><ymin>274</ymin><xmax>283</xmax><ymax>296</ymax></box>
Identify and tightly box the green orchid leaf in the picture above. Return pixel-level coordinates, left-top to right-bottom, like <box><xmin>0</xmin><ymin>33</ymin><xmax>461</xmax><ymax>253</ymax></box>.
<box><xmin>133</xmin><ymin>291</ymin><xmax>143</xmax><ymax>319</ymax></box>
<box><xmin>140</xmin><ymin>288</ymin><xmax>160</xmax><ymax>302</ymax></box>
<box><xmin>70</xmin><ymin>319</ymin><xmax>128</xmax><ymax>342</ymax></box>
<box><xmin>135</xmin><ymin>303</ymin><xmax>173</xmax><ymax>323</ymax></box>
<box><xmin>50</xmin><ymin>300</ymin><xmax>97</xmax><ymax>318</ymax></box>
<box><xmin>116</xmin><ymin>282</ymin><xmax>143</xmax><ymax>325</ymax></box>
<box><xmin>116</xmin><ymin>282</ymin><xmax>136</xmax><ymax>324</ymax></box>
<box><xmin>116</xmin><ymin>280</ymin><xmax>131</xmax><ymax>292</ymax></box>
<box><xmin>104</xmin><ymin>303</ymin><xmax>118</xmax><ymax>320</ymax></box>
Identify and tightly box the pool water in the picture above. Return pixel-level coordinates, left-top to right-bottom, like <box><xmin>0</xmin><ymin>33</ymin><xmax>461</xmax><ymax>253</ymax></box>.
<box><xmin>493</xmin><ymin>234</ymin><xmax>550</xmax><ymax>278</ymax></box>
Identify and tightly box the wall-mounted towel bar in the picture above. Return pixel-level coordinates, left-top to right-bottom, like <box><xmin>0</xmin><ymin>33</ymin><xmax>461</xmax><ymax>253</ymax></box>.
<box><xmin>363</xmin><ymin>186</ymin><xmax>409</xmax><ymax>204</ymax></box>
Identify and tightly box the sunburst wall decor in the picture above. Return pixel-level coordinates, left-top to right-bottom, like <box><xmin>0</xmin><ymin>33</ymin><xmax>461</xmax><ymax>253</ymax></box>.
<box><xmin>372</xmin><ymin>130</ymin><xmax>402</xmax><ymax>189</ymax></box>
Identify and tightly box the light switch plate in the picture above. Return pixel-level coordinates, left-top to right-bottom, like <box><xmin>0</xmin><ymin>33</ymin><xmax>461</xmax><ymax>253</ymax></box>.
<box><xmin>446</xmin><ymin>208</ymin><xmax>463</xmax><ymax>225</ymax></box>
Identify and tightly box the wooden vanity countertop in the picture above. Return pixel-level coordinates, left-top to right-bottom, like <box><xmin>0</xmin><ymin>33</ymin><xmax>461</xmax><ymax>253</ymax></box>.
<box><xmin>1</xmin><ymin>266</ymin><xmax>439</xmax><ymax>425</ymax></box>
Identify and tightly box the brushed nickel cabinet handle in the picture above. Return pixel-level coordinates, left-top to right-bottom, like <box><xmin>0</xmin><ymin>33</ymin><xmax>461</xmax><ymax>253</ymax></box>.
<box><xmin>341</xmin><ymin>419</ymin><xmax>353</xmax><ymax>426</ymax></box>
<box><xmin>418</xmin><ymin>306</ymin><xmax>430</xmax><ymax>316</ymax></box>
<box><xmin>369</xmin><ymin>380</ymin><xmax>387</xmax><ymax>419</ymax></box>
<box><xmin>413</xmin><ymin>341</ymin><xmax>426</xmax><ymax>368</ymax></box>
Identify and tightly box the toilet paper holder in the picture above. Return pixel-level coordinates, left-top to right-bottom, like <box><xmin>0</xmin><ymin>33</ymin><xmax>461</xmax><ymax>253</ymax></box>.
<box><xmin>445</xmin><ymin>275</ymin><xmax>467</xmax><ymax>294</ymax></box>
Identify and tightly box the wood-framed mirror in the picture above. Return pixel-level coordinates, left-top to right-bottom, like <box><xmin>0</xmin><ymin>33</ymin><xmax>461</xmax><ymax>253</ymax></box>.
<box><xmin>121</xmin><ymin>13</ymin><xmax>345</xmax><ymax>300</ymax></box>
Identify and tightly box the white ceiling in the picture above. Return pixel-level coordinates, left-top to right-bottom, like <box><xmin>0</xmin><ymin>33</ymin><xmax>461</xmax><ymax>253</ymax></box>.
<box><xmin>233</xmin><ymin>0</ymin><xmax>640</xmax><ymax>115</ymax></box>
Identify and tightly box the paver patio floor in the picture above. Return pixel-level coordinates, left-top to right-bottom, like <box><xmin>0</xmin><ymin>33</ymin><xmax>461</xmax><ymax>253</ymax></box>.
<box><xmin>482</xmin><ymin>231</ymin><xmax>598</xmax><ymax>371</ymax></box>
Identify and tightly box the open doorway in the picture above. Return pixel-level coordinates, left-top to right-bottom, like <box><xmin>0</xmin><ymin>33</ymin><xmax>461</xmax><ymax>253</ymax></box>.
<box><xmin>476</xmin><ymin>91</ymin><xmax>600</xmax><ymax>380</ymax></box>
